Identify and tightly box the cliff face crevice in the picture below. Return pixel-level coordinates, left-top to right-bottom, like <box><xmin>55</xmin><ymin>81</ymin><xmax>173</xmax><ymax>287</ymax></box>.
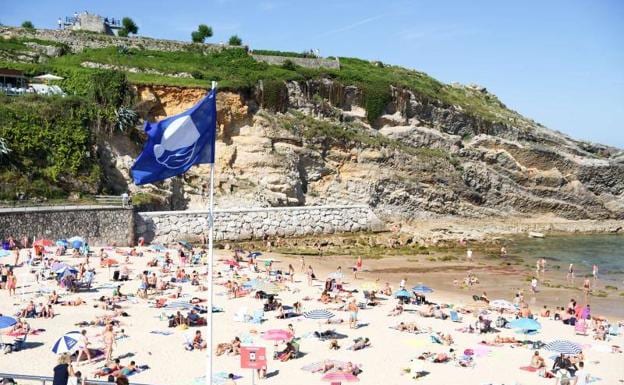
<box><xmin>100</xmin><ymin>79</ymin><xmax>623</xmax><ymax>221</ymax></box>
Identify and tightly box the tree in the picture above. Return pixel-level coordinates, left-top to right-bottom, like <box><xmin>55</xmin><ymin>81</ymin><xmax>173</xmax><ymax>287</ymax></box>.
<box><xmin>228</xmin><ymin>35</ymin><xmax>242</xmax><ymax>46</ymax></box>
<box><xmin>21</xmin><ymin>21</ymin><xmax>34</xmax><ymax>29</ymax></box>
<box><xmin>117</xmin><ymin>17</ymin><xmax>138</xmax><ymax>37</ymax></box>
<box><xmin>191</xmin><ymin>24</ymin><xmax>213</xmax><ymax>43</ymax></box>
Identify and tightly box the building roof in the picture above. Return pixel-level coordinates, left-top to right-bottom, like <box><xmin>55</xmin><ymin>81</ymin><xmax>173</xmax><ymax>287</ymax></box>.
<box><xmin>0</xmin><ymin>68</ymin><xmax>25</xmax><ymax>77</ymax></box>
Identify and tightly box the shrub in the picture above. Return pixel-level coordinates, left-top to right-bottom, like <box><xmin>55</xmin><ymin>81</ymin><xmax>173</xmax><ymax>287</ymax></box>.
<box><xmin>228</xmin><ymin>35</ymin><xmax>242</xmax><ymax>46</ymax></box>
<box><xmin>191</xmin><ymin>70</ymin><xmax>204</xmax><ymax>79</ymax></box>
<box><xmin>281</xmin><ymin>59</ymin><xmax>297</xmax><ymax>71</ymax></box>
<box><xmin>192</xmin><ymin>24</ymin><xmax>213</xmax><ymax>43</ymax></box>
<box><xmin>21</xmin><ymin>21</ymin><xmax>34</xmax><ymax>29</ymax></box>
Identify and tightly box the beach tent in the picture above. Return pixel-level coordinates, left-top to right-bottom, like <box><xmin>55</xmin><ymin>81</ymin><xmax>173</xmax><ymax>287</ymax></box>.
<box><xmin>51</xmin><ymin>331</ymin><xmax>81</xmax><ymax>354</ymax></box>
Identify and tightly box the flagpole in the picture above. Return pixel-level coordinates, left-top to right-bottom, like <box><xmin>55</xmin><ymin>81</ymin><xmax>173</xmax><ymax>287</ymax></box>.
<box><xmin>207</xmin><ymin>80</ymin><xmax>217</xmax><ymax>385</ymax></box>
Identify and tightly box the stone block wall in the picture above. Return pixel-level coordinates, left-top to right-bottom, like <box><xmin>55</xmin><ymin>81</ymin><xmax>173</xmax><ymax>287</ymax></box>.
<box><xmin>251</xmin><ymin>55</ymin><xmax>340</xmax><ymax>69</ymax></box>
<box><xmin>0</xmin><ymin>206</ymin><xmax>134</xmax><ymax>246</ymax></box>
<box><xmin>135</xmin><ymin>205</ymin><xmax>382</xmax><ymax>243</ymax></box>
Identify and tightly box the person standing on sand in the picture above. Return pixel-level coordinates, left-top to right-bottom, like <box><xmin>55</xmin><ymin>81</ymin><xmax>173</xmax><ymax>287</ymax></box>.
<box><xmin>354</xmin><ymin>256</ymin><xmax>363</xmax><ymax>279</ymax></box>
<box><xmin>300</xmin><ymin>256</ymin><xmax>305</xmax><ymax>272</ymax></box>
<box><xmin>531</xmin><ymin>277</ymin><xmax>538</xmax><ymax>293</ymax></box>
<box><xmin>466</xmin><ymin>249</ymin><xmax>473</xmax><ymax>261</ymax></box>
<box><xmin>307</xmin><ymin>265</ymin><xmax>315</xmax><ymax>286</ymax></box>
<box><xmin>103</xmin><ymin>324</ymin><xmax>116</xmax><ymax>363</ymax></box>
<box><xmin>536</xmin><ymin>260</ymin><xmax>541</xmax><ymax>277</ymax></box>
<box><xmin>77</xmin><ymin>329</ymin><xmax>91</xmax><ymax>365</ymax></box>
<box><xmin>6</xmin><ymin>269</ymin><xmax>16</xmax><ymax>296</ymax></box>
<box><xmin>400</xmin><ymin>277</ymin><xmax>406</xmax><ymax>290</ymax></box>
<box><xmin>583</xmin><ymin>278</ymin><xmax>591</xmax><ymax>301</ymax></box>
<box><xmin>500</xmin><ymin>246</ymin><xmax>507</xmax><ymax>257</ymax></box>
<box><xmin>540</xmin><ymin>258</ymin><xmax>546</xmax><ymax>274</ymax></box>
<box><xmin>592</xmin><ymin>265</ymin><xmax>598</xmax><ymax>281</ymax></box>
<box><xmin>348</xmin><ymin>299</ymin><xmax>358</xmax><ymax>329</ymax></box>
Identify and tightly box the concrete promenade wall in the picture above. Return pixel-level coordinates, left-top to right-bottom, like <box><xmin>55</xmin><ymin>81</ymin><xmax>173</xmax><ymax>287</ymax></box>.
<box><xmin>0</xmin><ymin>205</ymin><xmax>134</xmax><ymax>246</ymax></box>
<box><xmin>135</xmin><ymin>205</ymin><xmax>381</xmax><ymax>243</ymax></box>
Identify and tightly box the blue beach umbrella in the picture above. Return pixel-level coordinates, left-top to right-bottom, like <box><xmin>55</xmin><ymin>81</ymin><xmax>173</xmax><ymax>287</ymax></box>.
<box><xmin>248</xmin><ymin>252</ymin><xmax>262</xmax><ymax>259</ymax></box>
<box><xmin>54</xmin><ymin>264</ymin><xmax>78</xmax><ymax>275</ymax></box>
<box><xmin>52</xmin><ymin>331</ymin><xmax>81</xmax><ymax>354</ymax></box>
<box><xmin>412</xmin><ymin>285</ymin><xmax>434</xmax><ymax>294</ymax></box>
<box><xmin>0</xmin><ymin>316</ymin><xmax>17</xmax><ymax>329</ymax></box>
<box><xmin>68</xmin><ymin>236</ymin><xmax>84</xmax><ymax>249</ymax></box>
<box><xmin>394</xmin><ymin>289</ymin><xmax>414</xmax><ymax>298</ymax></box>
<box><xmin>56</xmin><ymin>239</ymin><xmax>69</xmax><ymax>247</ymax></box>
<box><xmin>509</xmin><ymin>318</ymin><xmax>541</xmax><ymax>331</ymax></box>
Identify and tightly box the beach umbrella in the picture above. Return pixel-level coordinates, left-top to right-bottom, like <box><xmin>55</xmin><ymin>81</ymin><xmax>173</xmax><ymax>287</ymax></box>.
<box><xmin>490</xmin><ymin>299</ymin><xmax>516</xmax><ymax>310</ymax></box>
<box><xmin>34</xmin><ymin>239</ymin><xmax>54</xmax><ymax>247</ymax></box>
<box><xmin>56</xmin><ymin>239</ymin><xmax>69</xmax><ymax>247</ymax></box>
<box><xmin>52</xmin><ymin>331</ymin><xmax>81</xmax><ymax>354</ymax></box>
<box><xmin>52</xmin><ymin>263</ymin><xmax>78</xmax><ymax>275</ymax></box>
<box><xmin>261</xmin><ymin>329</ymin><xmax>293</xmax><ymax>342</ymax></box>
<box><xmin>301</xmin><ymin>360</ymin><xmax>351</xmax><ymax>372</ymax></box>
<box><xmin>68</xmin><ymin>236</ymin><xmax>84</xmax><ymax>249</ymax></box>
<box><xmin>544</xmin><ymin>340</ymin><xmax>582</xmax><ymax>355</ymax></box>
<box><xmin>321</xmin><ymin>372</ymin><xmax>360</xmax><ymax>382</ymax></box>
<box><xmin>411</xmin><ymin>284</ymin><xmax>434</xmax><ymax>294</ymax></box>
<box><xmin>34</xmin><ymin>73</ymin><xmax>64</xmax><ymax>81</ymax></box>
<box><xmin>0</xmin><ymin>316</ymin><xmax>17</xmax><ymax>329</ymax></box>
<box><xmin>257</xmin><ymin>282</ymin><xmax>280</xmax><ymax>294</ymax></box>
<box><xmin>248</xmin><ymin>252</ymin><xmax>262</xmax><ymax>258</ymax></box>
<box><xmin>101</xmin><ymin>258</ymin><xmax>119</xmax><ymax>267</ymax></box>
<box><xmin>303</xmin><ymin>309</ymin><xmax>335</xmax><ymax>320</ymax></box>
<box><xmin>178</xmin><ymin>240</ymin><xmax>193</xmax><ymax>250</ymax></box>
<box><xmin>360</xmin><ymin>282</ymin><xmax>379</xmax><ymax>292</ymax></box>
<box><xmin>508</xmin><ymin>318</ymin><xmax>541</xmax><ymax>331</ymax></box>
<box><xmin>149</xmin><ymin>244</ymin><xmax>166</xmax><ymax>252</ymax></box>
<box><xmin>0</xmin><ymin>250</ymin><xmax>11</xmax><ymax>257</ymax></box>
<box><xmin>394</xmin><ymin>289</ymin><xmax>413</xmax><ymax>298</ymax></box>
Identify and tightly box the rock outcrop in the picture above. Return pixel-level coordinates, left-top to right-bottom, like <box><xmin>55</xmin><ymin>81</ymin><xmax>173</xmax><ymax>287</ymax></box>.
<box><xmin>99</xmin><ymin>80</ymin><xmax>624</xmax><ymax>222</ymax></box>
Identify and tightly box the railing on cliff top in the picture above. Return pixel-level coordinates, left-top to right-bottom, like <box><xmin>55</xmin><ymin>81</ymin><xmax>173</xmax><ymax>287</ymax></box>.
<box><xmin>0</xmin><ymin>372</ymin><xmax>160</xmax><ymax>385</ymax></box>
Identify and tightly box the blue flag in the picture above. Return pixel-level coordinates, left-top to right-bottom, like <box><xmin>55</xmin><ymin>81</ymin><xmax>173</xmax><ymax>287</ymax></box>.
<box><xmin>131</xmin><ymin>88</ymin><xmax>217</xmax><ymax>185</ymax></box>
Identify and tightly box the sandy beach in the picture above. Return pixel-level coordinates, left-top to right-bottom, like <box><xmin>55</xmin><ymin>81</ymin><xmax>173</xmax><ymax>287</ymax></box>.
<box><xmin>1</xmin><ymin>243</ymin><xmax>623</xmax><ymax>385</ymax></box>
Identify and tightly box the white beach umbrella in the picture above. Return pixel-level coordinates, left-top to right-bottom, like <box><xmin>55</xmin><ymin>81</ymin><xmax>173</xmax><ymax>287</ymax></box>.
<box><xmin>52</xmin><ymin>331</ymin><xmax>81</xmax><ymax>354</ymax></box>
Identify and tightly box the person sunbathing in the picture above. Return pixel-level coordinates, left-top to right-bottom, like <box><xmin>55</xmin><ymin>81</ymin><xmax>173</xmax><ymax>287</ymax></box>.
<box><xmin>277</xmin><ymin>342</ymin><xmax>296</xmax><ymax>361</ymax></box>
<box><xmin>396</xmin><ymin>322</ymin><xmax>420</xmax><ymax>333</ymax></box>
<box><xmin>94</xmin><ymin>359</ymin><xmax>121</xmax><ymax>378</ymax></box>
<box><xmin>349</xmin><ymin>337</ymin><xmax>371</xmax><ymax>351</ymax></box>
<box><xmin>231</xmin><ymin>337</ymin><xmax>241</xmax><ymax>355</ymax></box>
<box><xmin>10</xmin><ymin>319</ymin><xmax>30</xmax><ymax>335</ymax></box>
<box><xmin>388</xmin><ymin>303</ymin><xmax>404</xmax><ymax>316</ymax></box>
<box><xmin>216</xmin><ymin>342</ymin><xmax>233</xmax><ymax>356</ymax></box>
<box><xmin>49</xmin><ymin>291</ymin><xmax>59</xmax><ymax>304</ymax></box>
<box><xmin>530</xmin><ymin>350</ymin><xmax>545</xmax><ymax>368</ymax></box>
<box><xmin>419</xmin><ymin>305</ymin><xmax>435</xmax><ymax>318</ymax></box>
<box><xmin>494</xmin><ymin>335</ymin><xmax>519</xmax><ymax>344</ymax></box>
<box><xmin>439</xmin><ymin>333</ymin><xmax>454</xmax><ymax>346</ymax></box>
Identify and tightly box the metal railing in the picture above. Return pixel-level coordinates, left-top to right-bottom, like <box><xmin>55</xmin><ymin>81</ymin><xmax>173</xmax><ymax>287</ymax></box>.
<box><xmin>0</xmin><ymin>373</ymin><xmax>160</xmax><ymax>385</ymax></box>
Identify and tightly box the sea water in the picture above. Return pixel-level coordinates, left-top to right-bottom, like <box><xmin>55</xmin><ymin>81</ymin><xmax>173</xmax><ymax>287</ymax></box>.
<box><xmin>511</xmin><ymin>234</ymin><xmax>624</xmax><ymax>284</ymax></box>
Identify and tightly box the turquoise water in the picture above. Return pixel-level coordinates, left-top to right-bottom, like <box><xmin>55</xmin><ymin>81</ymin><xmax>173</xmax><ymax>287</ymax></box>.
<box><xmin>510</xmin><ymin>234</ymin><xmax>624</xmax><ymax>283</ymax></box>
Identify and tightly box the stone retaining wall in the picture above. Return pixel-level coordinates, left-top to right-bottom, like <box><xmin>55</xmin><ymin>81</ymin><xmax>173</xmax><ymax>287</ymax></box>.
<box><xmin>135</xmin><ymin>205</ymin><xmax>382</xmax><ymax>243</ymax></box>
<box><xmin>251</xmin><ymin>54</ymin><xmax>340</xmax><ymax>69</ymax></box>
<box><xmin>0</xmin><ymin>206</ymin><xmax>134</xmax><ymax>246</ymax></box>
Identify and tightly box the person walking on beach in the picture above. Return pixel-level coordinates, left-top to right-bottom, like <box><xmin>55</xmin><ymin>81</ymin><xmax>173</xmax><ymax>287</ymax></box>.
<box><xmin>307</xmin><ymin>265</ymin><xmax>315</xmax><ymax>286</ymax></box>
<box><xmin>354</xmin><ymin>256</ymin><xmax>363</xmax><ymax>279</ymax></box>
<box><xmin>536</xmin><ymin>260</ymin><xmax>541</xmax><ymax>277</ymax></box>
<box><xmin>540</xmin><ymin>258</ymin><xmax>546</xmax><ymax>274</ymax></box>
<box><xmin>567</xmin><ymin>263</ymin><xmax>575</xmax><ymax>282</ymax></box>
<box><xmin>583</xmin><ymin>278</ymin><xmax>591</xmax><ymax>301</ymax></box>
<box><xmin>466</xmin><ymin>249</ymin><xmax>473</xmax><ymax>261</ymax></box>
<box><xmin>399</xmin><ymin>277</ymin><xmax>406</xmax><ymax>290</ymax></box>
<box><xmin>531</xmin><ymin>277</ymin><xmax>538</xmax><ymax>294</ymax></box>
<box><xmin>592</xmin><ymin>264</ymin><xmax>598</xmax><ymax>281</ymax></box>
<box><xmin>288</xmin><ymin>264</ymin><xmax>295</xmax><ymax>282</ymax></box>
<box><xmin>77</xmin><ymin>329</ymin><xmax>92</xmax><ymax>365</ymax></box>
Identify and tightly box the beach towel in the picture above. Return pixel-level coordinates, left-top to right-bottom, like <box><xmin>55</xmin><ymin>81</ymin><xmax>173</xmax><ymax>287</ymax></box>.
<box><xmin>150</xmin><ymin>330</ymin><xmax>173</xmax><ymax>336</ymax></box>
<box><xmin>519</xmin><ymin>366</ymin><xmax>538</xmax><ymax>372</ymax></box>
<box><xmin>126</xmin><ymin>365</ymin><xmax>150</xmax><ymax>377</ymax></box>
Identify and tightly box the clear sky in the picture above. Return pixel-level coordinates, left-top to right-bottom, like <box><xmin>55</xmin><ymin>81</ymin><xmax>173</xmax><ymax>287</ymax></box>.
<box><xmin>3</xmin><ymin>0</ymin><xmax>623</xmax><ymax>147</ymax></box>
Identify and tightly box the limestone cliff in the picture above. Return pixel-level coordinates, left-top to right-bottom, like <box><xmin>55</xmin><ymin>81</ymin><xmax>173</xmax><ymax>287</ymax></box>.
<box><xmin>102</xmin><ymin>81</ymin><xmax>624</xmax><ymax>222</ymax></box>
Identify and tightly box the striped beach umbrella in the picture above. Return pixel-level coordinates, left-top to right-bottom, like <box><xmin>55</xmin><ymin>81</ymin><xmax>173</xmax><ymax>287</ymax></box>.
<box><xmin>303</xmin><ymin>309</ymin><xmax>335</xmax><ymax>320</ymax></box>
<box><xmin>544</xmin><ymin>340</ymin><xmax>582</xmax><ymax>355</ymax></box>
<box><xmin>52</xmin><ymin>331</ymin><xmax>81</xmax><ymax>354</ymax></box>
